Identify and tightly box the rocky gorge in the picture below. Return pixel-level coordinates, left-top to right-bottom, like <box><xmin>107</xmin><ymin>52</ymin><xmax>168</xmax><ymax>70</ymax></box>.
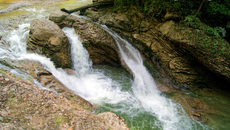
<box><xmin>1</xmin><ymin>0</ymin><xmax>230</xmax><ymax>129</ymax></box>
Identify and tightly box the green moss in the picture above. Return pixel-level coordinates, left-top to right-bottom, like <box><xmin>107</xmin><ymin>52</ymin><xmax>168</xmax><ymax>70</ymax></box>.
<box><xmin>82</xmin><ymin>41</ymin><xmax>89</xmax><ymax>47</ymax></box>
<box><xmin>42</xmin><ymin>47</ymin><xmax>47</xmax><ymax>53</ymax></box>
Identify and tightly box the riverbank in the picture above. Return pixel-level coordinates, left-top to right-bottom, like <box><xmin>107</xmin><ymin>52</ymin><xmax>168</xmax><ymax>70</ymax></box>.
<box><xmin>0</xmin><ymin>66</ymin><xmax>129</xmax><ymax>129</ymax></box>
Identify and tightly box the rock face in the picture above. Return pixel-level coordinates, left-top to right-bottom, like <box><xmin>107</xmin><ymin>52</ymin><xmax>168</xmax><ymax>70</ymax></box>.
<box><xmin>27</xmin><ymin>19</ymin><xmax>71</xmax><ymax>68</ymax></box>
<box><xmin>83</xmin><ymin>6</ymin><xmax>230</xmax><ymax>90</ymax></box>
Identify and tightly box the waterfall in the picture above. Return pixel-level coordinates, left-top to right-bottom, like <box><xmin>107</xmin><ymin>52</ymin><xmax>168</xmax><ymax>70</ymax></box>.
<box><xmin>99</xmin><ymin>25</ymin><xmax>208</xmax><ymax>130</ymax></box>
<box><xmin>0</xmin><ymin>7</ymin><xmax>209</xmax><ymax>130</ymax></box>
<box><xmin>62</xmin><ymin>27</ymin><xmax>92</xmax><ymax>77</ymax></box>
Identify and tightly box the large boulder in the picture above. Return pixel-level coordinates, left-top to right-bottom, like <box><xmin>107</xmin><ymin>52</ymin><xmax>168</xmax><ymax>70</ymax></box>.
<box><xmin>27</xmin><ymin>19</ymin><xmax>71</xmax><ymax>68</ymax></box>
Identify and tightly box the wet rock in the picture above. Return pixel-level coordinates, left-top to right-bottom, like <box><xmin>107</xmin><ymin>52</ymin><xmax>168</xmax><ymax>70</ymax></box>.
<box><xmin>39</xmin><ymin>74</ymin><xmax>93</xmax><ymax>110</ymax></box>
<box><xmin>83</xmin><ymin>6</ymin><xmax>230</xmax><ymax>91</ymax></box>
<box><xmin>27</xmin><ymin>19</ymin><xmax>72</xmax><ymax>68</ymax></box>
<box><xmin>173</xmin><ymin>96</ymin><xmax>209</xmax><ymax>122</ymax></box>
<box><xmin>186</xmin><ymin>98</ymin><xmax>206</xmax><ymax>111</ymax></box>
<box><xmin>63</xmin><ymin>68</ymin><xmax>77</xmax><ymax>76</ymax></box>
<box><xmin>49</xmin><ymin>10</ymin><xmax>132</xmax><ymax>72</ymax></box>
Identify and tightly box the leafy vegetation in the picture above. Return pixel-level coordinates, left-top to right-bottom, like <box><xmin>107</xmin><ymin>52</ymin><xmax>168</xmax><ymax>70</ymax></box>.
<box><xmin>113</xmin><ymin>0</ymin><xmax>230</xmax><ymax>60</ymax></box>
<box><xmin>114</xmin><ymin>0</ymin><xmax>230</xmax><ymax>40</ymax></box>
<box><xmin>177</xmin><ymin>18</ymin><xmax>230</xmax><ymax>59</ymax></box>
<box><xmin>184</xmin><ymin>15</ymin><xmax>226</xmax><ymax>38</ymax></box>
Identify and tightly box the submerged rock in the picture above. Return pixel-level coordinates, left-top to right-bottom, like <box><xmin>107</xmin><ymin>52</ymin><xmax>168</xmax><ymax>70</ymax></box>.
<box><xmin>27</xmin><ymin>19</ymin><xmax>71</xmax><ymax>68</ymax></box>
<box><xmin>173</xmin><ymin>96</ymin><xmax>209</xmax><ymax>122</ymax></box>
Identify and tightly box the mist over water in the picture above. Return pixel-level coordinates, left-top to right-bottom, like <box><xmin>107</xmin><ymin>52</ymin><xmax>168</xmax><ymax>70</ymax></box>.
<box><xmin>0</xmin><ymin>6</ymin><xmax>210</xmax><ymax>130</ymax></box>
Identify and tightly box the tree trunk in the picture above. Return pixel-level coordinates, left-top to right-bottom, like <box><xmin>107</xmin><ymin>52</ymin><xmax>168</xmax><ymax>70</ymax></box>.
<box><xmin>60</xmin><ymin>1</ymin><xmax>114</xmax><ymax>14</ymax></box>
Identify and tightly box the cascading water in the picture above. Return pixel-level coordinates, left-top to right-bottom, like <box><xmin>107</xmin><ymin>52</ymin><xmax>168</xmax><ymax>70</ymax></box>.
<box><xmin>0</xmin><ymin>6</ymin><xmax>210</xmax><ymax>130</ymax></box>
<box><xmin>62</xmin><ymin>27</ymin><xmax>92</xmax><ymax>77</ymax></box>
<box><xmin>99</xmin><ymin>25</ymin><xmax>208</xmax><ymax>130</ymax></box>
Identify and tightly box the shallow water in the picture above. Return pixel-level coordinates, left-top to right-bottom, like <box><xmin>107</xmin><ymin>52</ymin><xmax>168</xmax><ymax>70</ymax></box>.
<box><xmin>188</xmin><ymin>90</ymin><xmax>230</xmax><ymax>130</ymax></box>
<box><xmin>0</xmin><ymin>0</ymin><xmax>18</xmax><ymax>3</ymax></box>
<box><xmin>0</xmin><ymin>0</ymin><xmax>17</xmax><ymax>10</ymax></box>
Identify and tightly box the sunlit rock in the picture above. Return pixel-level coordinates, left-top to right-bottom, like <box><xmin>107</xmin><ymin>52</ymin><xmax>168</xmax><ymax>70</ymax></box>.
<box><xmin>27</xmin><ymin>19</ymin><xmax>72</xmax><ymax>68</ymax></box>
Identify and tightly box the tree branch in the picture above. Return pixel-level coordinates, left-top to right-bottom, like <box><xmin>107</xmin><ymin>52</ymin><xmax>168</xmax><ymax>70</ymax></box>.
<box><xmin>194</xmin><ymin>0</ymin><xmax>206</xmax><ymax>17</ymax></box>
<box><xmin>61</xmin><ymin>1</ymin><xmax>114</xmax><ymax>14</ymax></box>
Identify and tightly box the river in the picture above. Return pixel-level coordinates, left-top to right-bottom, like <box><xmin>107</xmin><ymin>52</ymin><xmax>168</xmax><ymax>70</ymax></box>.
<box><xmin>0</xmin><ymin>0</ymin><xmax>230</xmax><ymax>130</ymax></box>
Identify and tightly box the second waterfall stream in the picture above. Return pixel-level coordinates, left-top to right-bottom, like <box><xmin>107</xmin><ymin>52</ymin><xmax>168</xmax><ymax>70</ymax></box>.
<box><xmin>1</xmin><ymin>7</ymin><xmax>209</xmax><ymax>129</ymax></box>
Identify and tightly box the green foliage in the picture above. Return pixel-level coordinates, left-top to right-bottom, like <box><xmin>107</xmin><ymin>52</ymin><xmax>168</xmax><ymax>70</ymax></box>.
<box><xmin>215</xmin><ymin>27</ymin><xmax>226</xmax><ymax>37</ymax></box>
<box><xmin>179</xmin><ymin>22</ymin><xmax>230</xmax><ymax>60</ymax></box>
<box><xmin>206</xmin><ymin>1</ymin><xmax>230</xmax><ymax>16</ymax></box>
<box><xmin>42</xmin><ymin>47</ymin><xmax>47</xmax><ymax>53</ymax></box>
<box><xmin>114</xmin><ymin>0</ymin><xmax>230</xmax><ymax>40</ymax></box>
<box><xmin>82</xmin><ymin>41</ymin><xmax>89</xmax><ymax>47</ymax></box>
<box><xmin>114</xmin><ymin>0</ymin><xmax>200</xmax><ymax>16</ymax></box>
<box><xmin>107</xmin><ymin>126</ymin><xmax>111</xmax><ymax>130</ymax></box>
<box><xmin>184</xmin><ymin>15</ymin><xmax>226</xmax><ymax>38</ymax></box>
<box><xmin>184</xmin><ymin>15</ymin><xmax>201</xmax><ymax>29</ymax></box>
